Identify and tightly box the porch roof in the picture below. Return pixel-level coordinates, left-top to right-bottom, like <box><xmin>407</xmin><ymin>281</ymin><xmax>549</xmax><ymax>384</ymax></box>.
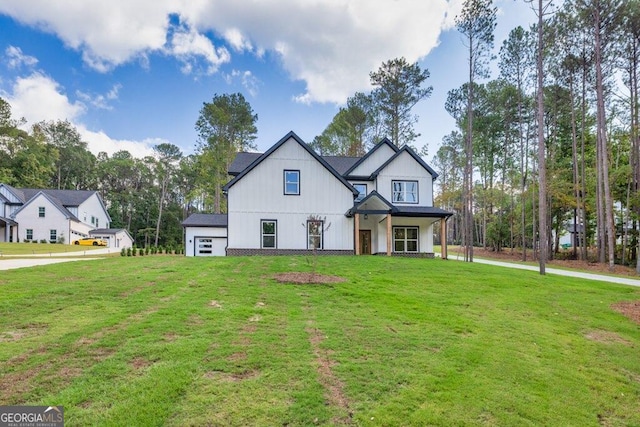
<box><xmin>0</xmin><ymin>216</ymin><xmax>17</xmax><ymax>226</ymax></box>
<box><xmin>346</xmin><ymin>191</ymin><xmax>452</xmax><ymax>218</ymax></box>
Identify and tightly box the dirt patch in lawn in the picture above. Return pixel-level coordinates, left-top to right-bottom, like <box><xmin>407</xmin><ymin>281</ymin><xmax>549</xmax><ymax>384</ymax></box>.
<box><xmin>306</xmin><ymin>326</ymin><xmax>352</xmax><ymax>424</ymax></box>
<box><xmin>611</xmin><ymin>301</ymin><xmax>640</xmax><ymax>325</ymax></box>
<box><xmin>273</xmin><ymin>272</ymin><xmax>346</xmax><ymax>285</ymax></box>
<box><xmin>585</xmin><ymin>330</ymin><xmax>632</xmax><ymax>345</ymax></box>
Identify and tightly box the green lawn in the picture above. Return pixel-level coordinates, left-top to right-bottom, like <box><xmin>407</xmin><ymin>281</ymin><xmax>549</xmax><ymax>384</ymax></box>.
<box><xmin>0</xmin><ymin>242</ymin><xmax>108</xmax><ymax>255</ymax></box>
<box><xmin>1</xmin><ymin>256</ymin><xmax>639</xmax><ymax>426</ymax></box>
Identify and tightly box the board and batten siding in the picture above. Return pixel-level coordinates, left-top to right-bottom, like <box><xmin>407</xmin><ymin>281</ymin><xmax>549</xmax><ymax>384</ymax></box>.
<box><xmin>376</xmin><ymin>151</ymin><xmax>433</xmax><ymax>206</ymax></box>
<box><xmin>227</xmin><ymin>137</ymin><xmax>354</xmax><ymax>251</ymax></box>
<box><xmin>348</xmin><ymin>143</ymin><xmax>396</xmax><ymax>176</ymax></box>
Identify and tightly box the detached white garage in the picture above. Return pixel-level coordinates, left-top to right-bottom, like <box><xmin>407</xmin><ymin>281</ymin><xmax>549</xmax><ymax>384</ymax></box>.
<box><xmin>182</xmin><ymin>213</ymin><xmax>228</xmax><ymax>256</ymax></box>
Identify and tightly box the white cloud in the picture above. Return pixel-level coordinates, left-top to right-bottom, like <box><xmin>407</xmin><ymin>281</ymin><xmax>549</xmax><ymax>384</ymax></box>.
<box><xmin>0</xmin><ymin>0</ymin><xmax>456</xmax><ymax>104</ymax></box>
<box><xmin>2</xmin><ymin>72</ymin><xmax>85</xmax><ymax>123</ymax></box>
<box><xmin>1</xmin><ymin>73</ymin><xmax>154</xmax><ymax>158</ymax></box>
<box><xmin>5</xmin><ymin>46</ymin><xmax>38</xmax><ymax>69</ymax></box>
<box><xmin>225</xmin><ymin>70</ymin><xmax>260</xmax><ymax>97</ymax></box>
<box><xmin>76</xmin><ymin>84</ymin><xmax>122</xmax><ymax>110</ymax></box>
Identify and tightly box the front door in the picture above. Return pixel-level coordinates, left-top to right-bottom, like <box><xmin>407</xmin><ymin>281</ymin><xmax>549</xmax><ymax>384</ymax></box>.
<box><xmin>359</xmin><ymin>230</ymin><xmax>371</xmax><ymax>255</ymax></box>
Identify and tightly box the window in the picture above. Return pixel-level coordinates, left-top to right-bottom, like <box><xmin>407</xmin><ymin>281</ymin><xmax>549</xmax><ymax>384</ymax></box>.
<box><xmin>91</xmin><ymin>216</ymin><xmax>95</xmax><ymax>225</ymax></box>
<box><xmin>284</xmin><ymin>170</ymin><xmax>300</xmax><ymax>195</ymax></box>
<box><xmin>261</xmin><ymin>220</ymin><xmax>277</xmax><ymax>248</ymax></box>
<box><xmin>307</xmin><ymin>220</ymin><xmax>323</xmax><ymax>250</ymax></box>
<box><xmin>26</xmin><ymin>229</ymin><xmax>33</xmax><ymax>240</ymax></box>
<box><xmin>392</xmin><ymin>181</ymin><xmax>418</xmax><ymax>204</ymax></box>
<box><xmin>50</xmin><ymin>229</ymin><xmax>57</xmax><ymax>243</ymax></box>
<box><xmin>38</xmin><ymin>207</ymin><xmax>45</xmax><ymax>217</ymax></box>
<box><xmin>393</xmin><ymin>227</ymin><xmax>418</xmax><ymax>253</ymax></box>
<box><xmin>354</xmin><ymin>184</ymin><xmax>367</xmax><ymax>202</ymax></box>
<box><xmin>96</xmin><ymin>218</ymin><xmax>99</xmax><ymax>227</ymax></box>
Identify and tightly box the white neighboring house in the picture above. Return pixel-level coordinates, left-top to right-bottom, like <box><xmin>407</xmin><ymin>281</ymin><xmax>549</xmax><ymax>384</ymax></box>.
<box><xmin>0</xmin><ymin>184</ymin><xmax>112</xmax><ymax>245</ymax></box>
<box><xmin>182</xmin><ymin>131</ymin><xmax>452</xmax><ymax>257</ymax></box>
<box><xmin>89</xmin><ymin>228</ymin><xmax>134</xmax><ymax>249</ymax></box>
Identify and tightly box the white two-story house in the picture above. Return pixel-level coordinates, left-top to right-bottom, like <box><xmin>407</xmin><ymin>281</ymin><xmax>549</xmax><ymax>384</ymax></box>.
<box><xmin>0</xmin><ymin>184</ymin><xmax>118</xmax><ymax>245</ymax></box>
<box><xmin>182</xmin><ymin>131</ymin><xmax>451</xmax><ymax>257</ymax></box>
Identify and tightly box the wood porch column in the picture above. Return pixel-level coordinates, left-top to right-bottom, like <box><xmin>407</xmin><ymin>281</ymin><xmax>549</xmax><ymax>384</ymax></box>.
<box><xmin>386</xmin><ymin>213</ymin><xmax>392</xmax><ymax>256</ymax></box>
<box><xmin>440</xmin><ymin>218</ymin><xmax>448</xmax><ymax>260</ymax></box>
<box><xmin>355</xmin><ymin>213</ymin><xmax>360</xmax><ymax>255</ymax></box>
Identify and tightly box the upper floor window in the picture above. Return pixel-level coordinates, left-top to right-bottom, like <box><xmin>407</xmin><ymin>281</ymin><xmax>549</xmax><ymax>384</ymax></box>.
<box><xmin>284</xmin><ymin>170</ymin><xmax>300</xmax><ymax>195</ymax></box>
<box><xmin>38</xmin><ymin>207</ymin><xmax>45</xmax><ymax>217</ymax></box>
<box><xmin>354</xmin><ymin>184</ymin><xmax>367</xmax><ymax>202</ymax></box>
<box><xmin>392</xmin><ymin>180</ymin><xmax>418</xmax><ymax>204</ymax></box>
<box><xmin>261</xmin><ymin>220</ymin><xmax>277</xmax><ymax>248</ymax></box>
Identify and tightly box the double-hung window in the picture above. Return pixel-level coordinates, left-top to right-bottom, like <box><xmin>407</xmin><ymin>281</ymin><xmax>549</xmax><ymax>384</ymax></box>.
<box><xmin>38</xmin><ymin>207</ymin><xmax>45</xmax><ymax>217</ymax></box>
<box><xmin>393</xmin><ymin>227</ymin><xmax>419</xmax><ymax>252</ymax></box>
<box><xmin>26</xmin><ymin>229</ymin><xmax>33</xmax><ymax>240</ymax></box>
<box><xmin>50</xmin><ymin>229</ymin><xmax>57</xmax><ymax>243</ymax></box>
<box><xmin>354</xmin><ymin>184</ymin><xmax>367</xmax><ymax>202</ymax></box>
<box><xmin>284</xmin><ymin>170</ymin><xmax>300</xmax><ymax>195</ymax></box>
<box><xmin>261</xmin><ymin>220</ymin><xmax>277</xmax><ymax>249</ymax></box>
<box><xmin>392</xmin><ymin>180</ymin><xmax>418</xmax><ymax>203</ymax></box>
<box><xmin>307</xmin><ymin>220</ymin><xmax>323</xmax><ymax>250</ymax></box>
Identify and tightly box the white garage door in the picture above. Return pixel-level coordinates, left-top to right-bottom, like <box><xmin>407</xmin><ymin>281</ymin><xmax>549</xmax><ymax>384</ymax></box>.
<box><xmin>195</xmin><ymin>237</ymin><xmax>226</xmax><ymax>256</ymax></box>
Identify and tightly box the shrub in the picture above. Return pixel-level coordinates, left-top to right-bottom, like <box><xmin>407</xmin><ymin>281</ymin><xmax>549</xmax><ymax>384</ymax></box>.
<box><xmin>139</xmin><ymin>248</ymin><xmax>144</xmax><ymax>256</ymax></box>
<box><xmin>121</xmin><ymin>248</ymin><xmax>126</xmax><ymax>257</ymax></box>
<box><xmin>132</xmin><ymin>246</ymin><xmax>137</xmax><ymax>256</ymax></box>
<box><xmin>39</xmin><ymin>239</ymin><xmax>47</xmax><ymax>244</ymax></box>
<box><xmin>126</xmin><ymin>247</ymin><xmax>132</xmax><ymax>257</ymax></box>
<box><xmin>32</xmin><ymin>240</ymin><xmax>38</xmax><ymax>244</ymax></box>
<box><xmin>24</xmin><ymin>239</ymin><xmax>30</xmax><ymax>243</ymax></box>
<box><xmin>145</xmin><ymin>247</ymin><xmax>150</xmax><ymax>255</ymax></box>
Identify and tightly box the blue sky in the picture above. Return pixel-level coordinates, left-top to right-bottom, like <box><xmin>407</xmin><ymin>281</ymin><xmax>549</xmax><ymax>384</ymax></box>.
<box><xmin>0</xmin><ymin>0</ymin><xmax>535</xmax><ymax>159</ymax></box>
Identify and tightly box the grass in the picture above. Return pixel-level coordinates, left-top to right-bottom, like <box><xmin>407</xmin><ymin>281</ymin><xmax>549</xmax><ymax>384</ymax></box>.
<box><xmin>1</xmin><ymin>255</ymin><xmax>639</xmax><ymax>426</ymax></box>
<box><xmin>0</xmin><ymin>242</ymin><xmax>108</xmax><ymax>256</ymax></box>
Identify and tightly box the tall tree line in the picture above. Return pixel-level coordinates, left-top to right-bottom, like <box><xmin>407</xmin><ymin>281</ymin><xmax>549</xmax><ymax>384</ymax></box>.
<box><xmin>0</xmin><ymin>95</ymin><xmax>258</xmax><ymax>248</ymax></box>
<box><xmin>434</xmin><ymin>0</ymin><xmax>640</xmax><ymax>269</ymax></box>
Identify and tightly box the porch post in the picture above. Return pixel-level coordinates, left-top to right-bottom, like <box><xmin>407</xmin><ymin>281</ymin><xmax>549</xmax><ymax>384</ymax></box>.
<box><xmin>440</xmin><ymin>218</ymin><xmax>448</xmax><ymax>260</ymax></box>
<box><xmin>386</xmin><ymin>213</ymin><xmax>392</xmax><ymax>256</ymax></box>
<box><xmin>355</xmin><ymin>213</ymin><xmax>360</xmax><ymax>255</ymax></box>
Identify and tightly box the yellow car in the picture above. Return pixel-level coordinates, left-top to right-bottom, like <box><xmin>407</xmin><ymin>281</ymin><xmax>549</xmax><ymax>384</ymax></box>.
<box><xmin>73</xmin><ymin>237</ymin><xmax>107</xmax><ymax>246</ymax></box>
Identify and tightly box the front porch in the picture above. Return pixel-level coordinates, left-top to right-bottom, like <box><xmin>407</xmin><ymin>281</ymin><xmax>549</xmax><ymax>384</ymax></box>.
<box><xmin>0</xmin><ymin>217</ymin><xmax>17</xmax><ymax>243</ymax></box>
<box><xmin>347</xmin><ymin>191</ymin><xmax>452</xmax><ymax>258</ymax></box>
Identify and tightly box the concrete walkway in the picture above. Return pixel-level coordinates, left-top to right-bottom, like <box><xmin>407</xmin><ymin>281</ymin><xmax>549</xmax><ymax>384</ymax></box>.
<box><xmin>453</xmin><ymin>256</ymin><xmax>640</xmax><ymax>288</ymax></box>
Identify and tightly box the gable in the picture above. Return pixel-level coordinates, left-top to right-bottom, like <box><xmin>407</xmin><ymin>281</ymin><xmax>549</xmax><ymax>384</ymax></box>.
<box><xmin>12</xmin><ymin>192</ymin><xmax>78</xmax><ymax>221</ymax></box>
<box><xmin>345</xmin><ymin>139</ymin><xmax>398</xmax><ymax>178</ymax></box>
<box><xmin>224</xmin><ymin>131</ymin><xmax>357</xmax><ymax>195</ymax></box>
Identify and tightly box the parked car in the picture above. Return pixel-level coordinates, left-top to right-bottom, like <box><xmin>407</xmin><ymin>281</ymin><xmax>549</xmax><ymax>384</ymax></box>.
<box><xmin>73</xmin><ymin>237</ymin><xmax>107</xmax><ymax>246</ymax></box>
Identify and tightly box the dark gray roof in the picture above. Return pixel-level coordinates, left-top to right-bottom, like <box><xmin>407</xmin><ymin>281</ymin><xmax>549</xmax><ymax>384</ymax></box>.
<box><xmin>229</xmin><ymin>152</ymin><xmax>261</xmax><ymax>176</ymax></box>
<box><xmin>1</xmin><ymin>184</ymin><xmax>25</xmax><ymax>203</ymax></box>
<box><xmin>229</xmin><ymin>152</ymin><xmax>360</xmax><ymax>177</ymax></box>
<box><xmin>392</xmin><ymin>206</ymin><xmax>453</xmax><ymax>217</ymax></box>
<box><xmin>19</xmin><ymin>188</ymin><xmax>96</xmax><ymax>206</ymax></box>
<box><xmin>322</xmin><ymin>156</ymin><xmax>360</xmax><ymax>175</ymax></box>
<box><xmin>90</xmin><ymin>228</ymin><xmax>127</xmax><ymax>235</ymax></box>
<box><xmin>182</xmin><ymin>213</ymin><xmax>228</xmax><ymax>228</ymax></box>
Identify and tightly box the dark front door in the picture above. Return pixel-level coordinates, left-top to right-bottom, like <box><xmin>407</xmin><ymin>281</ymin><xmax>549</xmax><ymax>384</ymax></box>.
<box><xmin>359</xmin><ymin>230</ymin><xmax>371</xmax><ymax>255</ymax></box>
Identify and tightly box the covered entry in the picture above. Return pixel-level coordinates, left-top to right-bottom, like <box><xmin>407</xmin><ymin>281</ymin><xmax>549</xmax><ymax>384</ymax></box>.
<box><xmin>347</xmin><ymin>191</ymin><xmax>452</xmax><ymax>257</ymax></box>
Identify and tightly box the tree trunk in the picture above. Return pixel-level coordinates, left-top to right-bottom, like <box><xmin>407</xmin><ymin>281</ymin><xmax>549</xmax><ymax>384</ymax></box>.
<box><xmin>536</xmin><ymin>0</ymin><xmax>547</xmax><ymax>275</ymax></box>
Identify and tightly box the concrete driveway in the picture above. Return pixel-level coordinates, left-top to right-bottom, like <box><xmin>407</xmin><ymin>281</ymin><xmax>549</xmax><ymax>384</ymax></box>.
<box><xmin>0</xmin><ymin>247</ymin><xmax>115</xmax><ymax>271</ymax></box>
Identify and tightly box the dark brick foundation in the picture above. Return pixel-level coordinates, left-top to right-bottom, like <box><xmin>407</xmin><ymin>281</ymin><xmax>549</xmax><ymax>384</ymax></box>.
<box><xmin>226</xmin><ymin>248</ymin><xmax>354</xmax><ymax>256</ymax></box>
<box><xmin>226</xmin><ymin>248</ymin><xmax>435</xmax><ymax>258</ymax></box>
